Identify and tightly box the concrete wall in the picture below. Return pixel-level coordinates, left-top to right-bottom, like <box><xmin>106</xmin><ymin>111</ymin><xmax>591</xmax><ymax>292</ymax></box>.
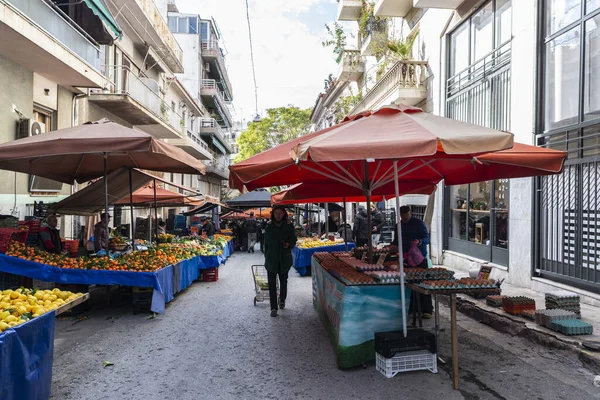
<box><xmin>174</xmin><ymin>33</ymin><xmax>200</xmax><ymax>98</ymax></box>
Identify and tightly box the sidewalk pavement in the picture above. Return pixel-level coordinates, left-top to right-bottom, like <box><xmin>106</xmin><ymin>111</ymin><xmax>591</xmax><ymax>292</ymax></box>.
<box><xmin>442</xmin><ymin>266</ymin><xmax>600</xmax><ymax>372</ymax></box>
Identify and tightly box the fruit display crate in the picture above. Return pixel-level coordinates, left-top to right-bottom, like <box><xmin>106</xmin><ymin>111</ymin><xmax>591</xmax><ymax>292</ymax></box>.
<box><xmin>0</xmin><ymin>228</ymin><xmax>29</xmax><ymax>253</ymax></box>
<box><xmin>54</xmin><ymin>293</ymin><xmax>90</xmax><ymax>316</ymax></box>
<box><xmin>551</xmin><ymin>319</ymin><xmax>593</xmax><ymax>336</ymax></box>
<box><xmin>201</xmin><ymin>267</ymin><xmax>219</xmax><ymax>282</ymax></box>
<box><xmin>376</xmin><ymin>350</ymin><xmax>438</xmax><ymax>378</ymax></box>
<box><xmin>375</xmin><ymin>328</ymin><xmax>436</xmax><ymax>359</ymax></box>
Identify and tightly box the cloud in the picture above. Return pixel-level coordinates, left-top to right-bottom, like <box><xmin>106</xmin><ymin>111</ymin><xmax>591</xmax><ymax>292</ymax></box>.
<box><xmin>175</xmin><ymin>0</ymin><xmax>340</xmax><ymax>124</ymax></box>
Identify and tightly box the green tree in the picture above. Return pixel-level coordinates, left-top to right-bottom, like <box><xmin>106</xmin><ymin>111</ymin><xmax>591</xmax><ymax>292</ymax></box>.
<box><xmin>322</xmin><ymin>22</ymin><xmax>347</xmax><ymax>63</ymax></box>
<box><xmin>234</xmin><ymin>106</ymin><xmax>312</xmax><ymax>163</ymax></box>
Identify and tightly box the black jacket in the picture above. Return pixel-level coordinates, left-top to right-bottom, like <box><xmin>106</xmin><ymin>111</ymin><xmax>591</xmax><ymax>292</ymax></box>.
<box><xmin>372</xmin><ymin>210</ymin><xmax>387</xmax><ymax>232</ymax></box>
<box><xmin>352</xmin><ymin>209</ymin><xmax>369</xmax><ymax>241</ymax></box>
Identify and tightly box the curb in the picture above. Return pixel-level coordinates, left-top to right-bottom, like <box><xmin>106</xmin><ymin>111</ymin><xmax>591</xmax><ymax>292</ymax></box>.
<box><xmin>440</xmin><ymin>295</ymin><xmax>600</xmax><ymax>373</ymax></box>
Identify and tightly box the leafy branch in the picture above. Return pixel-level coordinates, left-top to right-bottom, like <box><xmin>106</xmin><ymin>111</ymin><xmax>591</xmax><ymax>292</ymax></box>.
<box><xmin>322</xmin><ymin>22</ymin><xmax>347</xmax><ymax>63</ymax></box>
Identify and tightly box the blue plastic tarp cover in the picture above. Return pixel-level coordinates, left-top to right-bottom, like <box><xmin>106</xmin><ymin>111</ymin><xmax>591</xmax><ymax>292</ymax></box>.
<box><xmin>0</xmin><ymin>311</ymin><xmax>55</xmax><ymax>400</ymax></box>
<box><xmin>178</xmin><ymin>257</ymin><xmax>200</xmax><ymax>291</ymax></box>
<box><xmin>292</xmin><ymin>243</ymin><xmax>356</xmax><ymax>269</ymax></box>
<box><xmin>198</xmin><ymin>255</ymin><xmax>220</xmax><ymax>270</ymax></box>
<box><xmin>0</xmin><ymin>254</ymin><xmax>172</xmax><ymax>314</ymax></box>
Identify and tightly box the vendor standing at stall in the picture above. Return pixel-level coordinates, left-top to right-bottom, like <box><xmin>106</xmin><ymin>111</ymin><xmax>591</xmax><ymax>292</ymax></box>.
<box><xmin>93</xmin><ymin>212</ymin><xmax>110</xmax><ymax>252</ymax></box>
<box><xmin>352</xmin><ymin>206</ymin><xmax>369</xmax><ymax>247</ymax></box>
<box><xmin>391</xmin><ymin>205</ymin><xmax>432</xmax><ymax>318</ymax></box>
<box><xmin>264</xmin><ymin>205</ymin><xmax>297</xmax><ymax>318</ymax></box>
<box><xmin>201</xmin><ymin>217</ymin><xmax>215</xmax><ymax>238</ymax></box>
<box><xmin>38</xmin><ymin>215</ymin><xmax>64</xmax><ymax>254</ymax></box>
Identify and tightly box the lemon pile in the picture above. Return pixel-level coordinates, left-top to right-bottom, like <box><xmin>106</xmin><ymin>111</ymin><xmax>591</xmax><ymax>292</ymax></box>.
<box><xmin>297</xmin><ymin>239</ymin><xmax>338</xmax><ymax>249</ymax></box>
<box><xmin>0</xmin><ymin>288</ymin><xmax>84</xmax><ymax>332</ymax></box>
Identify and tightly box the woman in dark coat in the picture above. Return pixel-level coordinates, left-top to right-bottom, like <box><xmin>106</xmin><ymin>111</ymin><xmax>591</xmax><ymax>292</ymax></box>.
<box><xmin>263</xmin><ymin>206</ymin><xmax>297</xmax><ymax>317</ymax></box>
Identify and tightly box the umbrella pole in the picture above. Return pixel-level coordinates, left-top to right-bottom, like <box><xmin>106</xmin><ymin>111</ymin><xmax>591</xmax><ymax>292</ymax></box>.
<box><xmin>154</xmin><ymin>179</ymin><xmax>158</xmax><ymax>244</ymax></box>
<box><xmin>325</xmin><ymin>203</ymin><xmax>329</xmax><ymax>236</ymax></box>
<box><xmin>364</xmin><ymin>160</ymin><xmax>373</xmax><ymax>260</ymax></box>
<box><xmin>129</xmin><ymin>168</ymin><xmax>135</xmax><ymax>250</ymax></box>
<box><xmin>317</xmin><ymin>204</ymin><xmax>321</xmax><ymax>237</ymax></box>
<box><xmin>343</xmin><ymin>197</ymin><xmax>347</xmax><ymax>252</ymax></box>
<box><xmin>394</xmin><ymin>160</ymin><xmax>407</xmax><ymax>337</ymax></box>
<box><xmin>103</xmin><ymin>153</ymin><xmax>109</xmax><ymax>252</ymax></box>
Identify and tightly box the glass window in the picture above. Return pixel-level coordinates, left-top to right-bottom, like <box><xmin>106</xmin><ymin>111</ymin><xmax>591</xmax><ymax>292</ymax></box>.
<box><xmin>584</xmin><ymin>18</ymin><xmax>600</xmax><ymax>121</ymax></box>
<box><xmin>450</xmin><ymin>185</ymin><xmax>468</xmax><ymax>240</ymax></box>
<box><xmin>496</xmin><ymin>0</ymin><xmax>512</xmax><ymax>46</ymax></box>
<box><xmin>200</xmin><ymin>22</ymin><xmax>209</xmax><ymax>40</ymax></box>
<box><xmin>583</xmin><ymin>125</ymin><xmax>600</xmax><ymax>157</ymax></box>
<box><xmin>450</xmin><ymin>22</ymin><xmax>470</xmax><ymax>77</ymax></box>
<box><xmin>545</xmin><ymin>26</ymin><xmax>581</xmax><ymax>130</ymax></box>
<box><xmin>468</xmin><ymin>181</ymin><xmax>491</xmax><ymax>245</ymax></box>
<box><xmin>189</xmin><ymin>17</ymin><xmax>198</xmax><ymax>34</ymax></box>
<box><xmin>471</xmin><ymin>2</ymin><xmax>494</xmax><ymax>62</ymax></box>
<box><xmin>494</xmin><ymin>179</ymin><xmax>509</xmax><ymax>248</ymax></box>
<box><xmin>587</xmin><ymin>0</ymin><xmax>600</xmax><ymax>13</ymax></box>
<box><xmin>178</xmin><ymin>17</ymin><xmax>188</xmax><ymax>34</ymax></box>
<box><xmin>546</xmin><ymin>0</ymin><xmax>581</xmax><ymax>35</ymax></box>
<box><xmin>168</xmin><ymin>17</ymin><xmax>177</xmax><ymax>33</ymax></box>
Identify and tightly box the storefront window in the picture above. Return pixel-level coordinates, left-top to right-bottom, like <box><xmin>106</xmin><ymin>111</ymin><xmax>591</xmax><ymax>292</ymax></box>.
<box><xmin>468</xmin><ymin>181</ymin><xmax>491</xmax><ymax>244</ymax></box>
<box><xmin>546</xmin><ymin>0</ymin><xmax>581</xmax><ymax>35</ymax></box>
<box><xmin>545</xmin><ymin>26</ymin><xmax>581</xmax><ymax>130</ymax></box>
<box><xmin>494</xmin><ymin>179</ymin><xmax>509</xmax><ymax>248</ymax></box>
<box><xmin>584</xmin><ymin>18</ymin><xmax>600</xmax><ymax>121</ymax></box>
<box><xmin>450</xmin><ymin>184</ymin><xmax>468</xmax><ymax>240</ymax></box>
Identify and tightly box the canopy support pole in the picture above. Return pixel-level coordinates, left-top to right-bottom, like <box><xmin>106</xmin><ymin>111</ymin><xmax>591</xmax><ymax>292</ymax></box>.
<box><xmin>129</xmin><ymin>168</ymin><xmax>135</xmax><ymax>250</ymax></box>
<box><xmin>364</xmin><ymin>160</ymin><xmax>373</xmax><ymax>261</ymax></box>
<box><xmin>394</xmin><ymin>160</ymin><xmax>407</xmax><ymax>337</ymax></box>
<box><xmin>103</xmin><ymin>153</ymin><xmax>109</xmax><ymax>252</ymax></box>
<box><xmin>317</xmin><ymin>204</ymin><xmax>321</xmax><ymax>237</ymax></box>
<box><xmin>325</xmin><ymin>203</ymin><xmax>329</xmax><ymax>236</ymax></box>
<box><xmin>343</xmin><ymin>197</ymin><xmax>347</xmax><ymax>252</ymax></box>
<box><xmin>154</xmin><ymin>179</ymin><xmax>158</xmax><ymax>244</ymax></box>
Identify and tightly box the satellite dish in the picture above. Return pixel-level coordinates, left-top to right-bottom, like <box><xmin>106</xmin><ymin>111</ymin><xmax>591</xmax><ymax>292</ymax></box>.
<box><xmin>30</xmin><ymin>122</ymin><xmax>43</xmax><ymax>136</ymax></box>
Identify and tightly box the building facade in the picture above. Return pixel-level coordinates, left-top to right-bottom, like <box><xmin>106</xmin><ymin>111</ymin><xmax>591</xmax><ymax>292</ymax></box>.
<box><xmin>330</xmin><ymin>0</ymin><xmax>600</xmax><ymax>301</ymax></box>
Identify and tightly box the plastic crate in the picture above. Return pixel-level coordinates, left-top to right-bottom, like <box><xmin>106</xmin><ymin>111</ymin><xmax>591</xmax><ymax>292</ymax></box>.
<box><xmin>375</xmin><ymin>328</ymin><xmax>436</xmax><ymax>358</ymax></box>
<box><xmin>63</xmin><ymin>240</ymin><xmax>80</xmax><ymax>257</ymax></box>
<box><xmin>201</xmin><ymin>267</ymin><xmax>219</xmax><ymax>282</ymax></box>
<box><xmin>376</xmin><ymin>350</ymin><xmax>438</xmax><ymax>378</ymax></box>
<box><xmin>0</xmin><ymin>228</ymin><xmax>29</xmax><ymax>253</ymax></box>
<box><xmin>0</xmin><ymin>272</ymin><xmax>25</xmax><ymax>290</ymax></box>
<box><xmin>32</xmin><ymin>279</ymin><xmax>54</xmax><ymax>290</ymax></box>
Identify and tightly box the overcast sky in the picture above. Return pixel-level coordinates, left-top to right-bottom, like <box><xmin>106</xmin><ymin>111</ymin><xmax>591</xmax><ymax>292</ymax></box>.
<box><xmin>176</xmin><ymin>0</ymin><xmax>341</xmax><ymax>125</ymax></box>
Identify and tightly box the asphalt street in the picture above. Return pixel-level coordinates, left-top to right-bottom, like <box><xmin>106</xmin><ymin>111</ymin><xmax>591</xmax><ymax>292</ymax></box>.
<box><xmin>51</xmin><ymin>249</ymin><xmax>600</xmax><ymax>400</ymax></box>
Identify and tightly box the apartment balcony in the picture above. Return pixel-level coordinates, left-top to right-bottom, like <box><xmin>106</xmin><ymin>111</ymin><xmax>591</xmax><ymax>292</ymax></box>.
<box><xmin>361</xmin><ymin>17</ymin><xmax>388</xmax><ymax>57</ymax></box>
<box><xmin>204</xmin><ymin>159</ymin><xmax>230</xmax><ymax>180</ymax></box>
<box><xmin>350</xmin><ymin>60</ymin><xmax>428</xmax><ymax>115</ymax></box>
<box><xmin>89</xmin><ymin>66</ymin><xmax>184</xmax><ymax>139</ymax></box>
<box><xmin>199</xmin><ymin>118</ymin><xmax>232</xmax><ymax>155</ymax></box>
<box><xmin>337</xmin><ymin>50</ymin><xmax>365</xmax><ymax>83</ymax></box>
<box><xmin>165</xmin><ymin>129</ymin><xmax>213</xmax><ymax>160</ymax></box>
<box><xmin>199</xmin><ymin>79</ymin><xmax>233</xmax><ymax>127</ymax></box>
<box><xmin>0</xmin><ymin>0</ymin><xmax>105</xmax><ymax>87</ymax></box>
<box><xmin>413</xmin><ymin>0</ymin><xmax>465</xmax><ymax>9</ymax></box>
<box><xmin>201</xmin><ymin>40</ymin><xmax>233</xmax><ymax>101</ymax></box>
<box><xmin>107</xmin><ymin>0</ymin><xmax>183</xmax><ymax>73</ymax></box>
<box><xmin>374</xmin><ymin>0</ymin><xmax>465</xmax><ymax>16</ymax></box>
<box><xmin>337</xmin><ymin>0</ymin><xmax>361</xmax><ymax>21</ymax></box>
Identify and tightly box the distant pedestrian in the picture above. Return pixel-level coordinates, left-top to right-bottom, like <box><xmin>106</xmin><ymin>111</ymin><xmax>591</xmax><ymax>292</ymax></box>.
<box><xmin>264</xmin><ymin>206</ymin><xmax>297</xmax><ymax>317</ymax></box>
<box><xmin>246</xmin><ymin>211</ymin><xmax>258</xmax><ymax>253</ymax></box>
<box><xmin>352</xmin><ymin>206</ymin><xmax>369</xmax><ymax>247</ymax></box>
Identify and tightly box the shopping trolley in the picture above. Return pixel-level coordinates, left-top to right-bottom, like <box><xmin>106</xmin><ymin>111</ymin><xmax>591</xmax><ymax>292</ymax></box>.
<box><xmin>251</xmin><ymin>265</ymin><xmax>278</xmax><ymax>306</ymax></box>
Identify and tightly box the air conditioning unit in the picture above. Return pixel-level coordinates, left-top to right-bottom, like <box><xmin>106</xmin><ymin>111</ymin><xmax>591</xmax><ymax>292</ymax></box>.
<box><xmin>16</xmin><ymin>119</ymin><xmax>45</xmax><ymax>139</ymax></box>
<box><xmin>204</xmin><ymin>63</ymin><xmax>210</xmax><ymax>73</ymax></box>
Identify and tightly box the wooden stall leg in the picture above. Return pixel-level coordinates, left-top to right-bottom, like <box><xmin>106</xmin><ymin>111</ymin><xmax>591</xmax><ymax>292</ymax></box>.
<box><xmin>451</xmin><ymin>294</ymin><xmax>459</xmax><ymax>389</ymax></box>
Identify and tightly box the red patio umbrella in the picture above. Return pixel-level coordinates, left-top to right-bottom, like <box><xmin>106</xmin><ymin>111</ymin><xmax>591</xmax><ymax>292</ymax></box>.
<box><xmin>230</xmin><ymin>105</ymin><xmax>567</xmax><ymax>338</ymax></box>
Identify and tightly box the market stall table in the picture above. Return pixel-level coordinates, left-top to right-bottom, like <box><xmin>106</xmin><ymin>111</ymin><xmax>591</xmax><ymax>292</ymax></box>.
<box><xmin>293</xmin><ymin>243</ymin><xmax>356</xmax><ymax>276</ymax></box>
<box><xmin>406</xmin><ymin>283</ymin><xmax>501</xmax><ymax>390</ymax></box>
<box><xmin>0</xmin><ymin>254</ymin><xmax>202</xmax><ymax>314</ymax></box>
<box><xmin>0</xmin><ymin>293</ymin><xmax>90</xmax><ymax>400</ymax></box>
<box><xmin>312</xmin><ymin>257</ymin><xmax>410</xmax><ymax>368</ymax></box>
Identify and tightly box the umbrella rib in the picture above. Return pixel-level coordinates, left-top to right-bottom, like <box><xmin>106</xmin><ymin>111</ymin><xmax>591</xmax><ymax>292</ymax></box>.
<box><xmin>299</xmin><ymin>163</ymin><xmax>362</xmax><ymax>190</ymax></box>
<box><xmin>374</xmin><ymin>160</ymin><xmax>435</xmax><ymax>190</ymax></box>
<box><xmin>310</xmin><ymin>161</ymin><xmax>362</xmax><ymax>188</ymax></box>
<box><xmin>372</xmin><ymin>161</ymin><xmax>412</xmax><ymax>191</ymax></box>
<box><xmin>423</xmin><ymin>160</ymin><xmax>444</xmax><ymax>178</ymax></box>
<box><xmin>332</xmin><ymin>161</ymin><xmax>363</xmax><ymax>187</ymax></box>
<box><xmin>371</xmin><ymin>161</ymin><xmax>383</xmax><ymax>186</ymax></box>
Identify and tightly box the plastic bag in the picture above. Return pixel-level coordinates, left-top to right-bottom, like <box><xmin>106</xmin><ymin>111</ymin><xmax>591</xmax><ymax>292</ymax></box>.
<box><xmin>405</xmin><ymin>242</ymin><xmax>425</xmax><ymax>267</ymax></box>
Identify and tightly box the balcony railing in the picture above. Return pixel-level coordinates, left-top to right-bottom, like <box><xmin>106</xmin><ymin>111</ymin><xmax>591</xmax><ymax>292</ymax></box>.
<box><xmin>205</xmin><ymin>155</ymin><xmax>230</xmax><ymax>178</ymax></box>
<box><xmin>350</xmin><ymin>59</ymin><xmax>428</xmax><ymax>115</ymax></box>
<box><xmin>201</xmin><ymin>39</ymin><xmax>226</xmax><ymax>59</ymax></box>
<box><xmin>187</xmin><ymin>129</ymin><xmax>210</xmax><ymax>151</ymax></box>
<box><xmin>337</xmin><ymin>49</ymin><xmax>365</xmax><ymax>82</ymax></box>
<box><xmin>94</xmin><ymin>65</ymin><xmax>183</xmax><ymax>134</ymax></box>
<box><xmin>7</xmin><ymin>0</ymin><xmax>101</xmax><ymax>69</ymax></box>
<box><xmin>200</xmin><ymin>79</ymin><xmax>233</xmax><ymax>123</ymax></box>
<box><xmin>200</xmin><ymin>118</ymin><xmax>232</xmax><ymax>151</ymax></box>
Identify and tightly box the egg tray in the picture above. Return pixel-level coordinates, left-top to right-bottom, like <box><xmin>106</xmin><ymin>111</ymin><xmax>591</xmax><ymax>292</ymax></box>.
<box><xmin>502</xmin><ymin>297</ymin><xmax>536</xmax><ymax>315</ymax></box>
<box><xmin>520</xmin><ymin>309</ymin><xmax>536</xmax><ymax>321</ymax></box>
<box><xmin>486</xmin><ymin>295</ymin><xmax>507</xmax><ymax>307</ymax></box>
<box><xmin>535</xmin><ymin>309</ymin><xmax>578</xmax><ymax>328</ymax></box>
<box><xmin>550</xmin><ymin>319</ymin><xmax>593</xmax><ymax>336</ymax></box>
<box><xmin>545</xmin><ymin>291</ymin><xmax>580</xmax><ymax>301</ymax></box>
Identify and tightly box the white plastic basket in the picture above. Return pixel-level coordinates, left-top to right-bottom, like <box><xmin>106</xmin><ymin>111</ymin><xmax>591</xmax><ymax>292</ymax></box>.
<box><xmin>376</xmin><ymin>350</ymin><xmax>438</xmax><ymax>378</ymax></box>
